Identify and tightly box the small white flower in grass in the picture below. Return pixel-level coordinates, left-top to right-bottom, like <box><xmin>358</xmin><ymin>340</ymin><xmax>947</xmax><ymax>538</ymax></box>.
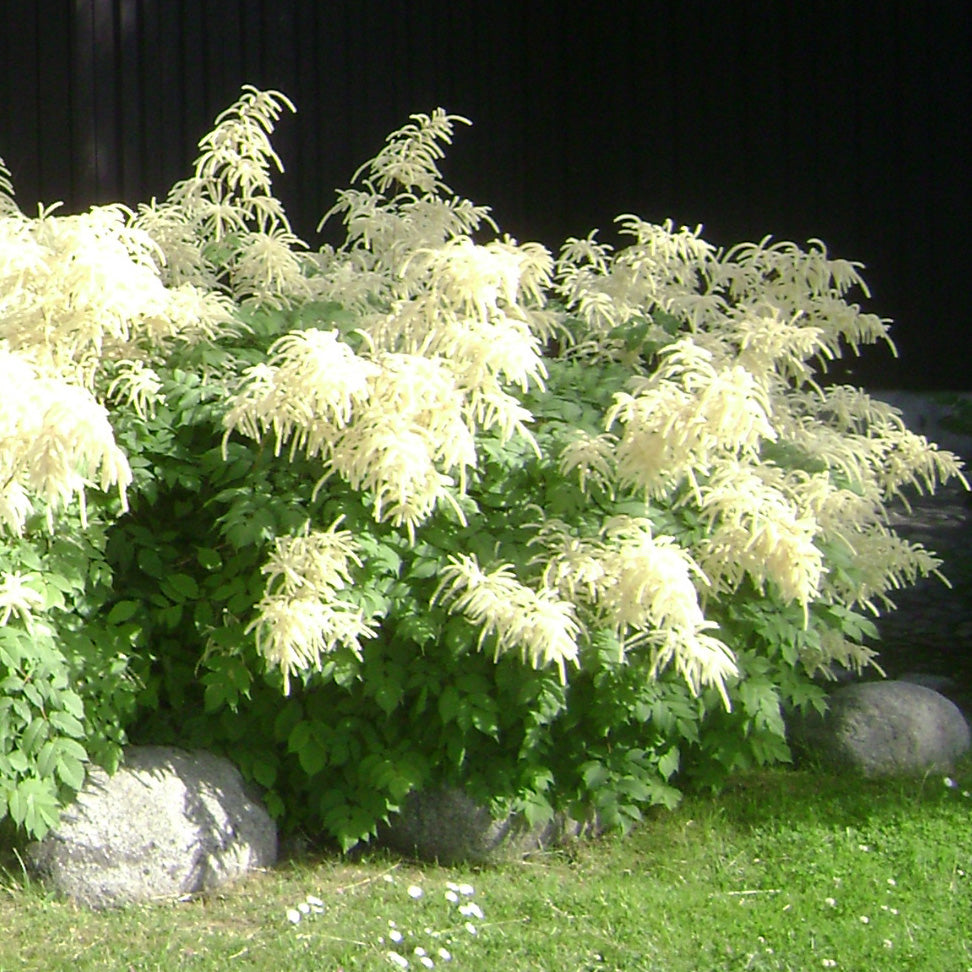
<box><xmin>445</xmin><ymin>889</ymin><xmax>459</xmax><ymax>903</ymax></box>
<box><xmin>457</xmin><ymin>883</ymin><xmax>474</xmax><ymax>896</ymax></box>
<box><xmin>824</xmin><ymin>897</ymin><xmax>837</xmax><ymax>908</ymax></box>
<box><xmin>464</xmin><ymin>921</ymin><xmax>478</xmax><ymax>935</ymax></box>
<box><xmin>883</xmin><ymin>940</ymin><xmax>893</xmax><ymax>949</ymax></box>
<box><xmin>407</xmin><ymin>884</ymin><xmax>424</xmax><ymax>899</ymax></box>
<box><xmin>887</xmin><ymin>878</ymin><xmax>896</xmax><ymax>887</ymax></box>
<box><xmin>437</xmin><ymin>947</ymin><xmax>452</xmax><ymax>961</ymax></box>
<box><xmin>286</xmin><ymin>894</ymin><xmax>325</xmax><ymax>925</ymax></box>
<box><xmin>822</xmin><ymin>960</ymin><xmax>837</xmax><ymax>968</ymax></box>
<box><xmin>459</xmin><ymin>902</ymin><xmax>484</xmax><ymax>919</ymax></box>
<box><xmin>944</xmin><ymin>776</ymin><xmax>958</xmax><ymax>789</ymax></box>
<box><xmin>859</xmin><ymin>915</ymin><xmax>869</xmax><ymax>924</ymax></box>
<box><xmin>389</xmin><ymin>928</ymin><xmax>404</xmax><ymax>944</ymax></box>
<box><xmin>387</xmin><ymin>950</ymin><xmax>409</xmax><ymax>968</ymax></box>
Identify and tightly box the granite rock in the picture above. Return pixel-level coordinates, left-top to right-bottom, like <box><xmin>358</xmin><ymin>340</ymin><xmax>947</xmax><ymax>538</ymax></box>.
<box><xmin>790</xmin><ymin>679</ymin><xmax>970</xmax><ymax>778</ymax></box>
<box><xmin>26</xmin><ymin>746</ymin><xmax>277</xmax><ymax>908</ymax></box>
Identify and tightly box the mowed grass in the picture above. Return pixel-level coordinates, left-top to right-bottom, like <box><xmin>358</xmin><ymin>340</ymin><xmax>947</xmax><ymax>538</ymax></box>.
<box><xmin>1</xmin><ymin>763</ymin><xmax>970</xmax><ymax>971</ymax></box>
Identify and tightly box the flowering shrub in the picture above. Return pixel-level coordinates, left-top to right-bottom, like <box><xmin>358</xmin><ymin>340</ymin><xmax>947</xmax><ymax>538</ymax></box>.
<box><xmin>0</xmin><ymin>88</ymin><xmax>965</xmax><ymax>844</ymax></box>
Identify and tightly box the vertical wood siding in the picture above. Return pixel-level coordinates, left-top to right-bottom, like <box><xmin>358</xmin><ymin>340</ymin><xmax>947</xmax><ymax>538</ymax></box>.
<box><xmin>1</xmin><ymin>1</ymin><xmax>969</xmax><ymax>387</ymax></box>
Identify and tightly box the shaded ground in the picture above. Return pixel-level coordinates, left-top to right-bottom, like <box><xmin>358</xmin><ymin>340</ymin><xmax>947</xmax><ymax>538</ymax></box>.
<box><xmin>874</xmin><ymin>481</ymin><xmax>972</xmax><ymax>696</ymax></box>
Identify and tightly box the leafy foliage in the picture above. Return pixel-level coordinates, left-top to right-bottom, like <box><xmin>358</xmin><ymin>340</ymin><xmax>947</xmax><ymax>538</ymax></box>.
<box><xmin>0</xmin><ymin>87</ymin><xmax>965</xmax><ymax>846</ymax></box>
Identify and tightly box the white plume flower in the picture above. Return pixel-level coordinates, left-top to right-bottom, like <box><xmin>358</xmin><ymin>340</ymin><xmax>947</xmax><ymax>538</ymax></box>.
<box><xmin>434</xmin><ymin>554</ymin><xmax>580</xmax><ymax>682</ymax></box>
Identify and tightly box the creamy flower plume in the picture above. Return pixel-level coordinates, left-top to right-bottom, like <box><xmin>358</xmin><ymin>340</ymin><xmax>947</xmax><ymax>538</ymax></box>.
<box><xmin>247</xmin><ymin>521</ymin><xmax>377</xmax><ymax>693</ymax></box>
<box><xmin>536</xmin><ymin>517</ymin><xmax>737</xmax><ymax>705</ymax></box>
<box><xmin>605</xmin><ymin>339</ymin><xmax>776</xmax><ymax>499</ymax></box>
<box><xmin>0</xmin><ymin>349</ymin><xmax>131</xmax><ymax>531</ymax></box>
<box><xmin>433</xmin><ymin>554</ymin><xmax>580</xmax><ymax>682</ymax></box>
<box><xmin>694</xmin><ymin>461</ymin><xmax>824</xmax><ymax>614</ymax></box>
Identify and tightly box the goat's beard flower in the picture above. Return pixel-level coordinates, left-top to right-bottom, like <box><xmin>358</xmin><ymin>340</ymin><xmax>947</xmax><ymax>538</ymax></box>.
<box><xmin>246</xmin><ymin>521</ymin><xmax>377</xmax><ymax>693</ymax></box>
<box><xmin>433</xmin><ymin>554</ymin><xmax>580</xmax><ymax>683</ymax></box>
<box><xmin>537</xmin><ymin>517</ymin><xmax>737</xmax><ymax>705</ymax></box>
<box><xmin>0</xmin><ymin>349</ymin><xmax>131</xmax><ymax>532</ymax></box>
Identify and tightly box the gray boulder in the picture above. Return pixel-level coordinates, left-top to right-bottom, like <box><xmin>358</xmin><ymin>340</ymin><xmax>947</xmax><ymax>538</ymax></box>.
<box><xmin>27</xmin><ymin>746</ymin><xmax>277</xmax><ymax>908</ymax></box>
<box><xmin>790</xmin><ymin>680</ymin><xmax>971</xmax><ymax>777</ymax></box>
<box><xmin>898</xmin><ymin>671</ymin><xmax>972</xmax><ymax>718</ymax></box>
<box><xmin>377</xmin><ymin>787</ymin><xmax>593</xmax><ymax>864</ymax></box>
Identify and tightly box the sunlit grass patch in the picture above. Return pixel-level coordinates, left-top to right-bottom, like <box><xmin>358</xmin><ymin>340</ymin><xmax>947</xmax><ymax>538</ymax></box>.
<box><xmin>1</xmin><ymin>763</ymin><xmax>970</xmax><ymax>970</ymax></box>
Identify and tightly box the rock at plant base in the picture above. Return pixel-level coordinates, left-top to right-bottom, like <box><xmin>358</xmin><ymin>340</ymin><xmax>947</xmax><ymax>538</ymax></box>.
<box><xmin>898</xmin><ymin>671</ymin><xmax>972</xmax><ymax>719</ymax></box>
<box><xmin>377</xmin><ymin>787</ymin><xmax>593</xmax><ymax>865</ymax></box>
<box><xmin>790</xmin><ymin>680</ymin><xmax>971</xmax><ymax>778</ymax></box>
<box><xmin>26</xmin><ymin>746</ymin><xmax>277</xmax><ymax>908</ymax></box>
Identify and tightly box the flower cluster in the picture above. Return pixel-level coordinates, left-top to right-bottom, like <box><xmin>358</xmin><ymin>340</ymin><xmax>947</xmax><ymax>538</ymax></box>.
<box><xmin>246</xmin><ymin>519</ymin><xmax>377</xmax><ymax>693</ymax></box>
<box><xmin>553</xmin><ymin>215</ymin><xmax>967</xmax><ymax>687</ymax></box>
<box><xmin>224</xmin><ymin>111</ymin><xmax>551</xmax><ymax>540</ymax></box>
<box><xmin>0</xmin><ymin>349</ymin><xmax>131</xmax><ymax>532</ymax></box>
<box><xmin>216</xmin><ymin>96</ymin><xmax>969</xmax><ymax>708</ymax></box>
<box><xmin>433</xmin><ymin>554</ymin><xmax>580</xmax><ymax>682</ymax></box>
<box><xmin>376</xmin><ymin>876</ymin><xmax>484</xmax><ymax>969</ymax></box>
<box><xmin>535</xmin><ymin>517</ymin><xmax>737</xmax><ymax>703</ymax></box>
<box><xmin>135</xmin><ymin>85</ymin><xmax>310</xmax><ymax>304</ymax></box>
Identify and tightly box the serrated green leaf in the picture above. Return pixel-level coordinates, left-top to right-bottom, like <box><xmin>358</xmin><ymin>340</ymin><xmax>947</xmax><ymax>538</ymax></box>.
<box><xmin>374</xmin><ymin>681</ymin><xmax>402</xmax><ymax>717</ymax></box>
<box><xmin>21</xmin><ymin>718</ymin><xmax>49</xmax><ymax>756</ymax></box>
<box><xmin>408</xmin><ymin>558</ymin><xmax>441</xmax><ymax>580</ymax></box>
<box><xmin>137</xmin><ymin>547</ymin><xmax>165</xmax><ymax>578</ymax></box>
<box><xmin>3</xmin><ymin>751</ymin><xmax>29</xmax><ymax>775</ymax></box>
<box><xmin>204</xmin><ymin>680</ymin><xmax>228</xmax><ymax>713</ymax></box>
<box><xmin>56</xmin><ymin>753</ymin><xmax>87</xmax><ymax>791</ymax></box>
<box><xmin>48</xmin><ymin>710</ymin><xmax>85</xmax><ymax>738</ymax></box>
<box><xmin>250</xmin><ymin>757</ymin><xmax>277</xmax><ymax>789</ymax></box>
<box><xmin>582</xmin><ymin>760</ymin><xmax>611</xmax><ymax>789</ymax></box>
<box><xmin>657</xmin><ymin>746</ymin><xmax>681</xmax><ymax>780</ymax></box>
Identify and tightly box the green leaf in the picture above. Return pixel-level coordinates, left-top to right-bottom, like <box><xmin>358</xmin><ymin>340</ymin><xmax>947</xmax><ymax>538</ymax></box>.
<box><xmin>48</xmin><ymin>710</ymin><xmax>85</xmax><ymax>738</ymax></box>
<box><xmin>161</xmin><ymin>573</ymin><xmax>200</xmax><ymax>603</ymax></box>
<box><xmin>106</xmin><ymin>600</ymin><xmax>141</xmax><ymax>624</ymax></box>
<box><xmin>657</xmin><ymin>746</ymin><xmax>681</xmax><ymax>781</ymax></box>
<box><xmin>374</xmin><ymin>681</ymin><xmax>403</xmax><ymax>717</ymax></box>
<box><xmin>408</xmin><ymin>557</ymin><xmax>441</xmax><ymax>580</ymax></box>
<box><xmin>56</xmin><ymin>752</ymin><xmax>87</xmax><ymax>791</ymax></box>
<box><xmin>288</xmin><ymin>720</ymin><xmax>328</xmax><ymax>776</ymax></box>
<box><xmin>21</xmin><ymin>718</ymin><xmax>49</xmax><ymax>756</ymax></box>
<box><xmin>137</xmin><ymin>547</ymin><xmax>165</xmax><ymax>578</ymax></box>
<box><xmin>203</xmin><ymin>680</ymin><xmax>228</xmax><ymax>713</ymax></box>
<box><xmin>437</xmin><ymin>685</ymin><xmax>460</xmax><ymax>724</ymax></box>
<box><xmin>196</xmin><ymin>547</ymin><xmax>223</xmax><ymax>571</ymax></box>
<box><xmin>581</xmin><ymin>760</ymin><xmax>611</xmax><ymax>789</ymax></box>
<box><xmin>250</xmin><ymin>757</ymin><xmax>277</xmax><ymax>789</ymax></box>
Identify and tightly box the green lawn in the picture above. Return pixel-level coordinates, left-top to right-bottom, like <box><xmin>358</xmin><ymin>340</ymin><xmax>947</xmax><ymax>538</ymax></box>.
<box><xmin>1</xmin><ymin>762</ymin><xmax>970</xmax><ymax>971</ymax></box>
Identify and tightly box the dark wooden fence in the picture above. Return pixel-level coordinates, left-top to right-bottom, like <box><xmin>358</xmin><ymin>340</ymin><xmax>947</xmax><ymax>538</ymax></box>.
<box><xmin>1</xmin><ymin>1</ymin><xmax>969</xmax><ymax>388</ymax></box>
